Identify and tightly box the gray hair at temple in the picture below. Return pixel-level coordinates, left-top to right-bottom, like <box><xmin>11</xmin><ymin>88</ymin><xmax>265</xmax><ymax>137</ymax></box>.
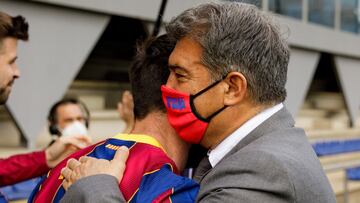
<box><xmin>166</xmin><ymin>1</ymin><xmax>290</xmax><ymax>104</ymax></box>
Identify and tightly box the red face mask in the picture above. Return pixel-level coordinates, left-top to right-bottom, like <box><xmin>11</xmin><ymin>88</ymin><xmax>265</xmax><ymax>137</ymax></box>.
<box><xmin>161</xmin><ymin>79</ymin><xmax>227</xmax><ymax>144</ymax></box>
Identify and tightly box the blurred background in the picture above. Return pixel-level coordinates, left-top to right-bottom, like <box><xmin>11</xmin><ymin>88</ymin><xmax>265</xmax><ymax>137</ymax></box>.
<box><xmin>1</xmin><ymin>0</ymin><xmax>360</xmax><ymax>202</ymax></box>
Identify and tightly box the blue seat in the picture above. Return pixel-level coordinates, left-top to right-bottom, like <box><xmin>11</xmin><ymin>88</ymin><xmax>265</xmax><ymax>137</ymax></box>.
<box><xmin>346</xmin><ymin>166</ymin><xmax>360</xmax><ymax>181</ymax></box>
<box><xmin>0</xmin><ymin>177</ymin><xmax>41</xmax><ymax>201</ymax></box>
<box><xmin>312</xmin><ymin>139</ymin><xmax>360</xmax><ymax>156</ymax></box>
<box><xmin>312</xmin><ymin>139</ymin><xmax>360</xmax><ymax>189</ymax></box>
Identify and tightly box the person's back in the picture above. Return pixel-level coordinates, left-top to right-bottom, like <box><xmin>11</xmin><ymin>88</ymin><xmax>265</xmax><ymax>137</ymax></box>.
<box><xmin>29</xmin><ymin>133</ymin><xmax>197</xmax><ymax>203</ymax></box>
<box><xmin>29</xmin><ymin>35</ymin><xmax>199</xmax><ymax>203</ymax></box>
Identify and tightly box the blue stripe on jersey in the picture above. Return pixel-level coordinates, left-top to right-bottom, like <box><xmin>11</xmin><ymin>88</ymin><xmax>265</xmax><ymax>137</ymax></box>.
<box><xmin>89</xmin><ymin>139</ymin><xmax>136</xmax><ymax>160</ymax></box>
<box><xmin>131</xmin><ymin>164</ymin><xmax>199</xmax><ymax>203</ymax></box>
<box><xmin>52</xmin><ymin>140</ymin><xmax>137</xmax><ymax>203</ymax></box>
<box><xmin>27</xmin><ymin>175</ymin><xmax>46</xmax><ymax>203</ymax></box>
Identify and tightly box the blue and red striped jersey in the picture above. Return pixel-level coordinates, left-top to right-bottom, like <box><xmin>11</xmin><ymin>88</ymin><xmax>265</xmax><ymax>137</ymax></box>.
<box><xmin>28</xmin><ymin>134</ymin><xmax>199</xmax><ymax>203</ymax></box>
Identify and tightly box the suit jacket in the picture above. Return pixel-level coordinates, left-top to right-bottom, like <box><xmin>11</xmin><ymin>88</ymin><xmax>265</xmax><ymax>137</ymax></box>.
<box><xmin>193</xmin><ymin>107</ymin><xmax>336</xmax><ymax>203</ymax></box>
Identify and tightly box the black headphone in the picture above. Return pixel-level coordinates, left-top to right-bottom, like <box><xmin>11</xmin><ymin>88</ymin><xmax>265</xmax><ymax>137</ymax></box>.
<box><xmin>48</xmin><ymin>98</ymin><xmax>90</xmax><ymax>136</ymax></box>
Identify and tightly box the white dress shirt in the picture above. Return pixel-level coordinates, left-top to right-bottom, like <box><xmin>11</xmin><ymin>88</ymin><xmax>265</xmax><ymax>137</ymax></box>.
<box><xmin>208</xmin><ymin>103</ymin><xmax>284</xmax><ymax>167</ymax></box>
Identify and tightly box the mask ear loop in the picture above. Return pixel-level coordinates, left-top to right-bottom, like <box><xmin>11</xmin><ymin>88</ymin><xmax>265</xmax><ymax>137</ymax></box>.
<box><xmin>204</xmin><ymin>105</ymin><xmax>227</xmax><ymax>122</ymax></box>
<box><xmin>190</xmin><ymin>75</ymin><xmax>228</xmax><ymax>123</ymax></box>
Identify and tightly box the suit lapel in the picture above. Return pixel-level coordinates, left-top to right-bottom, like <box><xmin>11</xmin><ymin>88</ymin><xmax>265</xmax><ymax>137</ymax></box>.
<box><xmin>193</xmin><ymin>156</ymin><xmax>212</xmax><ymax>182</ymax></box>
<box><xmin>194</xmin><ymin>107</ymin><xmax>295</xmax><ymax>183</ymax></box>
<box><xmin>219</xmin><ymin>107</ymin><xmax>294</xmax><ymax>165</ymax></box>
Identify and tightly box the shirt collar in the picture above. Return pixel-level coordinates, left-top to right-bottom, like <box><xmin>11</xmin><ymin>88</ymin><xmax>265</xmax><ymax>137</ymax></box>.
<box><xmin>208</xmin><ymin>103</ymin><xmax>284</xmax><ymax>167</ymax></box>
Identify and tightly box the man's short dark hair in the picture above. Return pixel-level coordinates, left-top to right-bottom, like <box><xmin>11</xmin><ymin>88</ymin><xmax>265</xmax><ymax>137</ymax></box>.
<box><xmin>0</xmin><ymin>11</ymin><xmax>28</xmax><ymax>49</ymax></box>
<box><xmin>129</xmin><ymin>35</ymin><xmax>176</xmax><ymax>120</ymax></box>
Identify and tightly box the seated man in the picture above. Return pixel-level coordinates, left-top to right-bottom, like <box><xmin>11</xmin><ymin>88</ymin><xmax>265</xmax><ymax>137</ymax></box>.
<box><xmin>47</xmin><ymin>98</ymin><xmax>90</xmax><ymax>145</ymax></box>
<box><xmin>29</xmin><ymin>35</ymin><xmax>199</xmax><ymax>203</ymax></box>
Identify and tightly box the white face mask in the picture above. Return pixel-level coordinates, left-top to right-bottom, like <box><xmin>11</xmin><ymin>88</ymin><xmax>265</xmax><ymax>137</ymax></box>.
<box><xmin>61</xmin><ymin>121</ymin><xmax>88</xmax><ymax>137</ymax></box>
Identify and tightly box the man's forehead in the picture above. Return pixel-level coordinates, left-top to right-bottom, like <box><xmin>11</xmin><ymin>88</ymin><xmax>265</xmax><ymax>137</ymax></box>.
<box><xmin>0</xmin><ymin>37</ymin><xmax>18</xmax><ymax>55</ymax></box>
<box><xmin>169</xmin><ymin>37</ymin><xmax>204</xmax><ymax>68</ymax></box>
<box><xmin>57</xmin><ymin>103</ymin><xmax>83</xmax><ymax>116</ymax></box>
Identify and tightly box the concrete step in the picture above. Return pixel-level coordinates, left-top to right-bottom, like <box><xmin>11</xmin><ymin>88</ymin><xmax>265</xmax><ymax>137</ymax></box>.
<box><xmin>307</xmin><ymin>128</ymin><xmax>360</xmax><ymax>142</ymax></box>
<box><xmin>307</xmin><ymin>92</ymin><xmax>345</xmax><ymax>111</ymax></box>
<box><xmin>320</xmin><ymin>152</ymin><xmax>360</xmax><ymax>166</ymax></box>
<box><xmin>295</xmin><ymin>115</ymin><xmax>350</xmax><ymax>131</ymax></box>
<box><xmin>66</xmin><ymin>80</ymin><xmax>130</xmax><ymax>110</ymax></box>
<box><xmin>0</xmin><ymin>147</ymin><xmax>30</xmax><ymax>158</ymax></box>
<box><xmin>326</xmin><ymin>170</ymin><xmax>360</xmax><ymax>203</ymax></box>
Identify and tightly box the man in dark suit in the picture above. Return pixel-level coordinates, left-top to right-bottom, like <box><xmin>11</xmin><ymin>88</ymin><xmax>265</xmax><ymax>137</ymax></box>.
<box><xmin>60</xmin><ymin>2</ymin><xmax>336</xmax><ymax>202</ymax></box>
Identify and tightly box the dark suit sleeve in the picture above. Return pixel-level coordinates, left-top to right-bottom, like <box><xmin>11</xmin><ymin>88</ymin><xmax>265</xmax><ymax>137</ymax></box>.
<box><xmin>60</xmin><ymin>174</ymin><xmax>126</xmax><ymax>203</ymax></box>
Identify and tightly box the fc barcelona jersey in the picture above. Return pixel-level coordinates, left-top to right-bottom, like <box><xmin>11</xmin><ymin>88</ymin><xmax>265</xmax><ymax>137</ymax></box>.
<box><xmin>28</xmin><ymin>134</ymin><xmax>199</xmax><ymax>203</ymax></box>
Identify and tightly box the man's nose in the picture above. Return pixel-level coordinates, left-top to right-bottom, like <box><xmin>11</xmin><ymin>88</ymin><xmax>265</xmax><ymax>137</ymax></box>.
<box><xmin>165</xmin><ymin>72</ymin><xmax>176</xmax><ymax>88</ymax></box>
<box><xmin>13</xmin><ymin>64</ymin><xmax>20</xmax><ymax>79</ymax></box>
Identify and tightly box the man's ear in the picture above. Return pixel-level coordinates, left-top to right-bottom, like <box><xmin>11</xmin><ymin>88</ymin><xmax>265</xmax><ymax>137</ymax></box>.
<box><xmin>223</xmin><ymin>72</ymin><xmax>247</xmax><ymax>106</ymax></box>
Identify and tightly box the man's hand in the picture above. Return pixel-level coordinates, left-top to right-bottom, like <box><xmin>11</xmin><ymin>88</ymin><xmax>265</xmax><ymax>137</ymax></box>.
<box><xmin>61</xmin><ymin>146</ymin><xmax>129</xmax><ymax>191</ymax></box>
<box><xmin>117</xmin><ymin>91</ymin><xmax>134</xmax><ymax>133</ymax></box>
<box><xmin>45</xmin><ymin>135</ymin><xmax>92</xmax><ymax>168</ymax></box>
